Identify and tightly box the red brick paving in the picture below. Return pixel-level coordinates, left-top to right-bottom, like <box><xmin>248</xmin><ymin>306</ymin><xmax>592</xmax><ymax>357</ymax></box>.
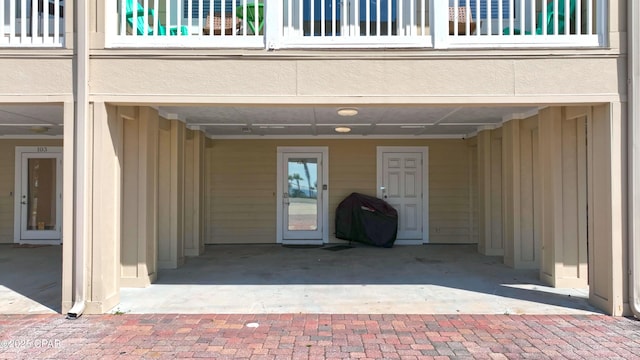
<box><xmin>0</xmin><ymin>314</ymin><xmax>639</xmax><ymax>359</ymax></box>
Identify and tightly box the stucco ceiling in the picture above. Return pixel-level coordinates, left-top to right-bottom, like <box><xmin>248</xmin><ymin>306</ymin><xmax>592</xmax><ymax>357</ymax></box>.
<box><xmin>0</xmin><ymin>104</ymin><xmax>540</xmax><ymax>138</ymax></box>
<box><xmin>158</xmin><ymin>105</ymin><xmax>539</xmax><ymax>138</ymax></box>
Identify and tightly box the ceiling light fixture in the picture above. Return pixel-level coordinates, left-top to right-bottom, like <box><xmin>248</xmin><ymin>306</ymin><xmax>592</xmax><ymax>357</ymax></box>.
<box><xmin>30</xmin><ymin>126</ymin><xmax>50</xmax><ymax>134</ymax></box>
<box><xmin>334</xmin><ymin>126</ymin><xmax>352</xmax><ymax>133</ymax></box>
<box><xmin>337</xmin><ymin>108</ymin><xmax>358</xmax><ymax>117</ymax></box>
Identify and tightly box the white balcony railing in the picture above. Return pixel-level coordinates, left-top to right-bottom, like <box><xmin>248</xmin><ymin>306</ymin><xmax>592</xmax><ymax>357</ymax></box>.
<box><xmin>441</xmin><ymin>0</ymin><xmax>604</xmax><ymax>48</ymax></box>
<box><xmin>103</xmin><ymin>0</ymin><xmax>605</xmax><ymax>49</ymax></box>
<box><xmin>1</xmin><ymin>0</ymin><xmax>65</xmax><ymax>47</ymax></box>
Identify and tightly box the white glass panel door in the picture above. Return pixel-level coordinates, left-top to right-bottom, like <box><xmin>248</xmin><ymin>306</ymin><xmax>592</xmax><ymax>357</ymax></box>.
<box><xmin>283</xmin><ymin>153</ymin><xmax>323</xmax><ymax>240</ymax></box>
<box><xmin>15</xmin><ymin>149</ymin><xmax>62</xmax><ymax>242</ymax></box>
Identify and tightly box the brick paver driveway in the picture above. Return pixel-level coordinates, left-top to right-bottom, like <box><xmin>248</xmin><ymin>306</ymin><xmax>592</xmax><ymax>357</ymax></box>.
<box><xmin>1</xmin><ymin>314</ymin><xmax>640</xmax><ymax>359</ymax></box>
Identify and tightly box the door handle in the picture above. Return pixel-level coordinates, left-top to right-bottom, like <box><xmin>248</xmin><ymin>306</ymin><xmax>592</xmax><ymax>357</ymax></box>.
<box><xmin>21</xmin><ymin>201</ymin><xmax>27</xmax><ymax>205</ymax></box>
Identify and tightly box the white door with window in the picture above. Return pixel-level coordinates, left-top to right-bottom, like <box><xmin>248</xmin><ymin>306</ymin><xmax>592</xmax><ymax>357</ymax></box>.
<box><xmin>277</xmin><ymin>147</ymin><xmax>329</xmax><ymax>245</ymax></box>
<box><xmin>377</xmin><ymin>147</ymin><xmax>428</xmax><ymax>245</ymax></box>
<box><xmin>14</xmin><ymin>147</ymin><xmax>63</xmax><ymax>244</ymax></box>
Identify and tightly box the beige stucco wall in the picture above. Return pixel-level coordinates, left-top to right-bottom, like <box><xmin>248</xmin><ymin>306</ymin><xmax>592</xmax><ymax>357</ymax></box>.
<box><xmin>0</xmin><ymin>139</ymin><xmax>64</xmax><ymax>243</ymax></box>
<box><xmin>0</xmin><ymin>59</ymin><xmax>73</xmax><ymax>99</ymax></box>
<box><xmin>89</xmin><ymin>57</ymin><xmax>625</xmax><ymax>105</ymax></box>
<box><xmin>205</xmin><ymin>138</ymin><xmax>478</xmax><ymax>244</ymax></box>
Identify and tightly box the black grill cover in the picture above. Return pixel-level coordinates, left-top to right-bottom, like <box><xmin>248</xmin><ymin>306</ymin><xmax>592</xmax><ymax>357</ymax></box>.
<box><xmin>335</xmin><ymin>192</ymin><xmax>398</xmax><ymax>248</ymax></box>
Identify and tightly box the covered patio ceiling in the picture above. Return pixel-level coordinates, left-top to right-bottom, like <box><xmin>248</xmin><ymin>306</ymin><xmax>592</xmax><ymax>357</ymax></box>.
<box><xmin>0</xmin><ymin>105</ymin><xmax>64</xmax><ymax>137</ymax></box>
<box><xmin>158</xmin><ymin>105</ymin><xmax>540</xmax><ymax>138</ymax></box>
<box><xmin>0</xmin><ymin>104</ymin><xmax>540</xmax><ymax>138</ymax></box>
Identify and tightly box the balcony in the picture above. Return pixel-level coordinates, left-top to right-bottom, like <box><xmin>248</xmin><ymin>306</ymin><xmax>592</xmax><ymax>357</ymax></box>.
<box><xmin>1</xmin><ymin>0</ymin><xmax>65</xmax><ymax>47</ymax></box>
<box><xmin>0</xmin><ymin>0</ymin><xmax>605</xmax><ymax>49</ymax></box>
<box><xmin>104</xmin><ymin>0</ymin><xmax>605</xmax><ymax>49</ymax></box>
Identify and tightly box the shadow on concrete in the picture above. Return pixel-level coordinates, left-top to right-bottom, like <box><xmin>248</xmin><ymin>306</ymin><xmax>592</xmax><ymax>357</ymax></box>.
<box><xmin>128</xmin><ymin>244</ymin><xmax>601</xmax><ymax>315</ymax></box>
<box><xmin>0</xmin><ymin>244</ymin><xmax>61</xmax><ymax>314</ymax></box>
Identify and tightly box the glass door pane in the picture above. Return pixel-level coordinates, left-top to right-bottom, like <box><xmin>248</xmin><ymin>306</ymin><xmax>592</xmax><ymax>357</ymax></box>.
<box><xmin>26</xmin><ymin>158</ymin><xmax>58</xmax><ymax>231</ymax></box>
<box><xmin>287</xmin><ymin>157</ymin><xmax>318</xmax><ymax>231</ymax></box>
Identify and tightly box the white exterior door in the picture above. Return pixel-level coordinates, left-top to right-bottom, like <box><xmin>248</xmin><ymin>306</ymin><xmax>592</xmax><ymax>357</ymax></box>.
<box><xmin>377</xmin><ymin>147</ymin><xmax>428</xmax><ymax>245</ymax></box>
<box><xmin>277</xmin><ymin>147</ymin><xmax>329</xmax><ymax>245</ymax></box>
<box><xmin>14</xmin><ymin>147</ymin><xmax>63</xmax><ymax>244</ymax></box>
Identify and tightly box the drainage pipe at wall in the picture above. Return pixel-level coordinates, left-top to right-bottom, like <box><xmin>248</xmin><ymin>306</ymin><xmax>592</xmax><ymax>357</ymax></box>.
<box><xmin>67</xmin><ymin>0</ymin><xmax>90</xmax><ymax>319</ymax></box>
<box><xmin>629</xmin><ymin>0</ymin><xmax>640</xmax><ymax>319</ymax></box>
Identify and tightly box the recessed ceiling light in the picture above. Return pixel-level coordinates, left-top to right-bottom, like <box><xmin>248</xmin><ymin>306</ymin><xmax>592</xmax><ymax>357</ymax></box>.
<box><xmin>337</xmin><ymin>108</ymin><xmax>358</xmax><ymax>117</ymax></box>
<box><xmin>30</xmin><ymin>126</ymin><xmax>50</xmax><ymax>133</ymax></box>
<box><xmin>334</xmin><ymin>126</ymin><xmax>352</xmax><ymax>133</ymax></box>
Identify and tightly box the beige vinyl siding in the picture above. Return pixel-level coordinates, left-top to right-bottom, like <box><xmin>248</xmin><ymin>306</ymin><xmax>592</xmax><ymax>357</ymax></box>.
<box><xmin>206</xmin><ymin>139</ymin><xmax>477</xmax><ymax>244</ymax></box>
<box><xmin>207</xmin><ymin>141</ymin><xmax>277</xmax><ymax>243</ymax></box>
<box><xmin>429</xmin><ymin>140</ymin><xmax>475</xmax><ymax>243</ymax></box>
<box><xmin>0</xmin><ymin>139</ymin><xmax>63</xmax><ymax>243</ymax></box>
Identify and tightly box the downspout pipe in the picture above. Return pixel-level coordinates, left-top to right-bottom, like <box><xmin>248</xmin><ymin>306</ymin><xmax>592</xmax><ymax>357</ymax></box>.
<box><xmin>67</xmin><ymin>0</ymin><xmax>90</xmax><ymax>319</ymax></box>
<box><xmin>629</xmin><ymin>0</ymin><xmax>640</xmax><ymax>319</ymax></box>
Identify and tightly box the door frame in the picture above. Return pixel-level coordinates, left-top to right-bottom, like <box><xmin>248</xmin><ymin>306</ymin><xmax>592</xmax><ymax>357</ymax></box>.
<box><xmin>13</xmin><ymin>146</ymin><xmax>63</xmax><ymax>245</ymax></box>
<box><xmin>376</xmin><ymin>146</ymin><xmax>429</xmax><ymax>245</ymax></box>
<box><xmin>276</xmin><ymin>146</ymin><xmax>329</xmax><ymax>245</ymax></box>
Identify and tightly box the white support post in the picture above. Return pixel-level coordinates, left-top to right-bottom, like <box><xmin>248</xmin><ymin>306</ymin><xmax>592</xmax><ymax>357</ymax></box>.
<box><xmin>265</xmin><ymin>0</ymin><xmax>282</xmax><ymax>49</ymax></box>
<box><xmin>432</xmin><ymin>0</ymin><xmax>448</xmax><ymax>48</ymax></box>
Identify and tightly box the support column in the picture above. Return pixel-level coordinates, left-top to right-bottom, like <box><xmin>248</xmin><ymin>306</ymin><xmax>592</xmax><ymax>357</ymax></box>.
<box><xmin>539</xmin><ymin>107</ymin><xmax>589</xmax><ymax>288</ymax></box>
<box><xmin>120</xmin><ymin>106</ymin><xmax>159</xmax><ymax>287</ymax></box>
<box><xmin>85</xmin><ymin>102</ymin><xmax>122</xmax><ymax>314</ymax></box>
<box><xmin>502</xmin><ymin>120</ymin><xmax>520</xmax><ymax>268</ymax></box>
<box><xmin>588</xmin><ymin>103</ymin><xmax>627</xmax><ymax>316</ymax></box>
<box><xmin>519</xmin><ymin>117</ymin><xmax>541</xmax><ymax>269</ymax></box>
<box><xmin>477</xmin><ymin>129</ymin><xmax>504</xmax><ymax>256</ymax></box>
<box><xmin>184</xmin><ymin>129</ymin><xmax>205</xmax><ymax>256</ymax></box>
<box><xmin>158</xmin><ymin>120</ymin><xmax>185</xmax><ymax>269</ymax></box>
<box><xmin>140</xmin><ymin>108</ymin><xmax>159</xmax><ymax>282</ymax></box>
<box><xmin>539</xmin><ymin>107</ymin><xmax>564</xmax><ymax>285</ymax></box>
<box><xmin>61</xmin><ymin>100</ymin><xmax>75</xmax><ymax>314</ymax></box>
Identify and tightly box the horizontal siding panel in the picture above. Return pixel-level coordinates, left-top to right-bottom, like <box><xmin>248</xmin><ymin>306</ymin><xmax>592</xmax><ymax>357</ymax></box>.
<box><xmin>209</xmin><ymin>220</ymin><xmax>274</xmax><ymax>228</ymax></box>
<box><xmin>428</xmin><ymin>219</ymin><xmax>477</xmax><ymax>228</ymax></box>
<box><xmin>429</xmin><ymin>235</ymin><xmax>472</xmax><ymax>244</ymax></box>
<box><xmin>0</xmin><ymin>198</ymin><xmax>13</xmax><ymax>242</ymax></box>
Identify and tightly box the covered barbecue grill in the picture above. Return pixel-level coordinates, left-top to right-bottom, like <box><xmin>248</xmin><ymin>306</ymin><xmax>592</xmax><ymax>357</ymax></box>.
<box><xmin>335</xmin><ymin>192</ymin><xmax>398</xmax><ymax>248</ymax></box>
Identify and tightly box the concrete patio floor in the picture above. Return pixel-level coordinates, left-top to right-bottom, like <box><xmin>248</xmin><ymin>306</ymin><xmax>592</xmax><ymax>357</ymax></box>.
<box><xmin>0</xmin><ymin>244</ymin><xmax>61</xmax><ymax>314</ymax></box>
<box><xmin>115</xmin><ymin>244</ymin><xmax>602</xmax><ymax>315</ymax></box>
<box><xmin>0</xmin><ymin>243</ymin><xmax>602</xmax><ymax>315</ymax></box>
